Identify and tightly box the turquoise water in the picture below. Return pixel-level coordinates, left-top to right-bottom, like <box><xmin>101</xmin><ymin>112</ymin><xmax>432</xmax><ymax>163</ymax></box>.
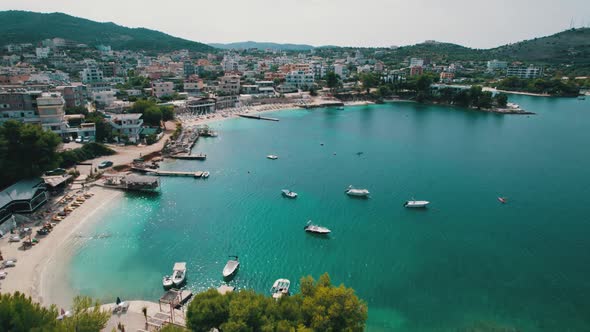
<box><xmin>71</xmin><ymin>96</ymin><xmax>590</xmax><ymax>331</ymax></box>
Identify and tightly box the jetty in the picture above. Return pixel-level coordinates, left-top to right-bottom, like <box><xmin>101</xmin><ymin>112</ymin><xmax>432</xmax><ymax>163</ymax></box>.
<box><xmin>132</xmin><ymin>167</ymin><xmax>206</xmax><ymax>178</ymax></box>
<box><xmin>169</xmin><ymin>153</ymin><xmax>206</xmax><ymax>160</ymax></box>
<box><xmin>238</xmin><ymin>114</ymin><xmax>279</xmax><ymax>121</ymax></box>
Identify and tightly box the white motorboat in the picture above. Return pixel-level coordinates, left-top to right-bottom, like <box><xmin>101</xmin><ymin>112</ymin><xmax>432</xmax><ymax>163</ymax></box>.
<box><xmin>172</xmin><ymin>262</ymin><xmax>187</xmax><ymax>287</ymax></box>
<box><xmin>267</xmin><ymin>155</ymin><xmax>278</xmax><ymax>160</ymax></box>
<box><xmin>271</xmin><ymin>278</ymin><xmax>291</xmax><ymax>299</ymax></box>
<box><xmin>304</xmin><ymin>220</ymin><xmax>331</xmax><ymax>234</ymax></box>
<box><xmin>345</xmin><ymin>185</ymin><xmax>370</xmax><ymax>197</ymax></box>
<box><xmin>223</xmin><ymin>256</ymin><xmax>240</xmax><ymax>279</ymax></box>
<box><xmin>338</xmin><ymin>106</ymin><xmax>344</xmax><ymax>110</ymax></box>
<box><xmin>404</xmin><ymin>200</ymin><xmax>430</xmax><ymax>208</ymax></box>
<box><xmin>281</xmin><ymin>189</ymin><xmax>298</xmax><ymax>198</ymax></box>
<box><xmin>202</xmin><ymin>171</ymin><xmax>210</xmax><ymax>178</ymax></box>
<box><xmin>162</xmin><ymin>275</ymin><xmax>173</xmax><ymax>289</ymax></box>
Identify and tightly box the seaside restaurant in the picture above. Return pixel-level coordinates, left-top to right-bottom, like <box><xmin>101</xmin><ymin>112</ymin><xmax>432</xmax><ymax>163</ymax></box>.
<box><xmin>0</xmin><ymin>178</ymin><xmax>48</xmax><ymax>234</ymax></box>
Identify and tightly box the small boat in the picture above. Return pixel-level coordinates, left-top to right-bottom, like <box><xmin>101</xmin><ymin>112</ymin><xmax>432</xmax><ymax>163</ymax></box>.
<box><xmin>304</xmin><ymin>220</ymin><xmax>331</xmax><ymax>234</ymax></box>
<box><xmin>267</xmin><ymin>155</ymin><xmax>278</xmax><ymax>160</ymax></box>
<box><xmin>222</xmin><ymin>256</ymin><xmax>240</xmax><ymax>279</ymax></box>
<box><xmin>345</xmin><ymin>185</ymin><xmax>370</xmax><ymax>197</ymax></box>
<box><xmin>172</xmin><ymin>262</ymin><xmax>187</xmax><ymax>287</ymax></box>
<box><xmin>281</xmin><ymin>189</ymin><xmax>298</xmax><ymax>198</ymax></box>
<box><xmin>162</xmin><ymin>275</ymin><xmax>173</xmax><ymax>289</ymax></box>
<box><xmin>202</xmin><ymin>171</ymin><xmax>210</xmax><ymax>178</ymax></box>
<box><xmin>271</xmin><ymin>279</ymin><xmax>291</xmax><ymax>299</ymax></box>
<box><xmin>404</xmin><ymin>200</ymin><xmax>430</xmax><ymax>208</ymax></box>
<box><xmin>338</xmin><ymin>106</ymin><xmax>344</xmax><ymax>110</ymax></box>
<box><xmin>578</xmin><ymin>95</ymin><xmax>586</xmax><ymax>100</ymax></box>
<box><xmin>498</xmin><ymin>197</ymin><xmax>507</xmax><ymax>204</ymax></box>
<box><xmin>37</xmin><ymin>228</ymin><xmax>49</xmax><ymax>236</ymax></box>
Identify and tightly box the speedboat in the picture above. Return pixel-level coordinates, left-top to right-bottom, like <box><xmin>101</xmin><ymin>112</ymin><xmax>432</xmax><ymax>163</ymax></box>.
<box><xmin>281</xmin><ymin>189</ymin><xmax>298</xmax><ymax>198</ymax></box>
<box><xmin>162</xmin><ymin>275</ymin><xmax>173</xmax><ymax>289</ymax></box>
<box><xmin>172</xmin><ymin>262</ymin><xmax>187</xmax><ymax>287</ymax></box>
<box><xmin>345</xmin><ymin>185</ymin><xmax>370</xmax><ymax>197</ymax></box>
<box><xmin>267</xmin><ymin>155</ymin><xmax>278</xmax><ymax>160</ymax></box>
<box><xmin>404</xmin><ymin>200</ymin><xmax>430</xmax><ymax>208</ymax></box>
<box><xmin>498</xmin><ymin>197</ymin><xmax>507</xmax><ymax>204</ymax></box>
<box><xmin>271</xmin><ymin>279</ymin><xmax>291</xmax><ymax>299</ymax></box>
<box><xmin>223</xmin><ymin>256</ymin><xmax>240</xmax><ymax>279</ymax></box>
<box><xmin>304</xmin><ymin>220</ymin><xmax>331</xmax><ymax>235</ymax></box>
<box><xmin>338</xmin><ymin>106</ymin><xmax>344</xmax><ymax>110</ymax></box>
<box><xmin>202</xmin><ymin>171</ymin><xmax>210</xmax><ymax>178</ymax></box>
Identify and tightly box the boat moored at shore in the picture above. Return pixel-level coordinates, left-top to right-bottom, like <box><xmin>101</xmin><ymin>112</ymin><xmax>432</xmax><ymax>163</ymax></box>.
<box><xmin>172</xmin><ymin>262</ymin><xmax>187</xmax><ymax>287</ymax></box>
<box><xmin>271</xmin><ymin>279</ymin><xmax>291</xmax><ymax>299</ymax></box>
<box><xmin>223</xmin><ymin>256</ymin><xmax>240</xmax><ymax>279</ymax></box>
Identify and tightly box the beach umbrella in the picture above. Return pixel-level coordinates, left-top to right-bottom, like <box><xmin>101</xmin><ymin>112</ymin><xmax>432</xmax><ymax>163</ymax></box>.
<box><xmin>116</xmin><ymin>297</ymin><xmax>121</xmax><ymax>305</ymax></box>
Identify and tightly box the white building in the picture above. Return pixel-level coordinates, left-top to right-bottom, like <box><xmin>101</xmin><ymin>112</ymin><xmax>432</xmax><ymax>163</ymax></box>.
<box><xmin>333</xmin><ymin>64</ymin><xmax>349</xmax><ymax>80</ymax></box>
<box><xmin>487</xmin><ymin>60</ymin><xmax>508</xmax><ymax>71</ymax></box>
<box><xmin>506</xmin><ymin>65</ymin><xmax>543</xmax><ymax>79</ymax></box>
<box><xmin>92</xmin><ymin>90</ymin><xmax>116</xmax><ymax>107</ymax></box>
<box><xmin>409</xmin><ymin>58</ymin><xmax>424</xmax><ymax>67</ymax></box>
<box><xmin>218</xmin><ymin>75</ymin><xmax>241</xmax><ymax>95</ymax></box>
<box><xmin>35</xmin><ymin>47</ymin><xmax>51</xmax><ymax>58</ymax></box>
<box><xmin>106</xmin><ymin>113</ymin><xmax>144</xmax><ymax>143</ymax></box>
<box><xmin>285</xmin><ymin>70</ymin><xmax>314</xmax><ymax>90</ymax></box>
<box><xmin>80</xmin><ymin>67</ymin><xmax>104</xmax><ymax>83</ymax></box>
<box><xmin>183</xmin><ymin>82</ymin><xmax>201</xmax><ymax>96</ymax></box>
<box><xmin>152</xmin><ymin>82</ymin><xmax>175</xmax><ymax>98</ymax></box>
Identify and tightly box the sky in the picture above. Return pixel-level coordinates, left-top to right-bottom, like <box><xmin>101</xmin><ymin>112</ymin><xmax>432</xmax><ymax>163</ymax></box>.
<box><xmin>2</xmin><ymin>0</ymin><xmax>590</xmax><ymax>48</ymax></box>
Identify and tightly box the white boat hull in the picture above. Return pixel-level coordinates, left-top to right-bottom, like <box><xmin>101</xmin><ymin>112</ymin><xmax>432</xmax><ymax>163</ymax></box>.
<box><xmin>404</xmin><ymin>201</ymin><xmax>430</xmax><ymax>208</ymax></box>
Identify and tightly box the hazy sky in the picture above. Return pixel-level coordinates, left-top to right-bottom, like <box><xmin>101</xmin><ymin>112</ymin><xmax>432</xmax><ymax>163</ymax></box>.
<box><xmin>3</xmin><ymin>0</ymin><xmax>590</xmax><ymax>48</ymax></box>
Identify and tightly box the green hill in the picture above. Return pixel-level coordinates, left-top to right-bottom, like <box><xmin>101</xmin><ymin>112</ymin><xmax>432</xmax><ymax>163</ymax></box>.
<box><xmin>0</xmin><ymin>11</ymin><xmax>214</xmax><ymax>53</ymax></box>
<box><xmin>488</xmin><ymin>28</ymin><xmax>590</xmax><ymax>65</ymax></box>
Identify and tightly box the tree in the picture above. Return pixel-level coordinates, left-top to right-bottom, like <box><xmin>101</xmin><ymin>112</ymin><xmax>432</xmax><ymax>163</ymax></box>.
<box><xmin>494</xmin><ymin>93</ymin><xmax>508</xmax><ymax>107</ymax></box>
<box><xmin>325</xmin><ymin>72</ymin><xmax>341</xmax><ymax>91</ymax></box>
<box><xmin>160</xmin><ymin>105</ymin><xmax>175</xmax><ymax>122</ymax></box>
<box><xmin>0</xmin><ymin>293</ymin><xmax>109</xmax><ymax>332</ymax></box>
<box><xmin>0</xmin><ymin>120</ymin><xmax>62</xmax><ymax>188</ymax></box>
<box><xmin>186</xmin><ymin>289</ymin><xmax>230</xmax><ymax>332</ymax></box>
<box><xmin>59</xmin><ymin>296</ymin><xmax>110</xmax><ymax>332</ymax></box>
<box><xmin>359</xmin><ymin>73</ymin><xmax>380</xmax><ymax>93</ymax></box>
<box><xmin>143</xmin><ymin>106</ymin><xmax>163</xmax><ymax>126</ymax></box>
<box><xmin>0</xmin><ymin>292</ymin><xmax>58</xmax><ymax>331</ymax></box>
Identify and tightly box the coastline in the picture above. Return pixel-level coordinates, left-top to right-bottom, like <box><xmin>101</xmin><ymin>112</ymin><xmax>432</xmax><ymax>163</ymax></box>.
<box><xmin>0</xmin><ymin>186</ymin><xmax>123</xmax><ymax>308</ymax></box>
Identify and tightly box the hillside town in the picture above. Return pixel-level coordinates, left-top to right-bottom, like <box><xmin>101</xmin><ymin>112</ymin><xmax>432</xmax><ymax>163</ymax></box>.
<box><xmin>2</xmin><ymin>36</ymin><xmax>588</xmax><ymax>145</ymax></box>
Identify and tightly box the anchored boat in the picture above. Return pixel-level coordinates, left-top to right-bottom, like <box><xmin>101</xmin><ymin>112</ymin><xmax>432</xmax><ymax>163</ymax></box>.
<box><xmin>271</xmin><ymin>279</ymin><xmax>291</xmax><ymax>299</ymax></box>
<box><xmin>223</xmin><ymin>256</ymin><xmax>240</xmax><ymax>279</ymax></box>
<box><xmin>281</xmin><ymin>189</ymin><xmax>298</xmax><ymax>198</ymax></box>
<box><xmin>404</xmin><ymin>200</ymin><xmax>430</xmax><ymax>208</ymax></box>
<box><xmin>304</xmin><ymin>220</ymin><xmax>331</xmax><ymax>235</ymax></box>
<box><xmin>267</xmin><ymin>155</ymin><xmax>278</xmax><ymax>160</ymax></box>
<box><xmin>172</xmin><ymin>262</ymin><xmax>187</xmax><ymax>287</ymax></box>
<box><xmin>345</xmin><ymin>185</ymin><xmax>370</xmax><ymax>197</ymax></box>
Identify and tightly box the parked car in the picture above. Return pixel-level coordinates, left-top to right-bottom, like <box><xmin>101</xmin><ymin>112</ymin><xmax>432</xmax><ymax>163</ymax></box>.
<box><xmin>75</xmin><ymin>137</ymin><xmax>83</xmax><ymax>143</ymax></box>
<box><xmin>83</xmin><ymin>137</ymin><xmax>91</xmax><ymax>143</ymax></box>
<box><xmin>98</xmin><ymin>160</ymin><xmax>113</xmax><ymax>169</ymax></box>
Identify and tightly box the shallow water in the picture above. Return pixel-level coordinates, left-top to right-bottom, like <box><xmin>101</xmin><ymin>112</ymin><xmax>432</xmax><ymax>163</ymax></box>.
<box><xmin>71</xmin><ymin>96</ymin><xmax>590</xmax><ymax>331</ymax></box>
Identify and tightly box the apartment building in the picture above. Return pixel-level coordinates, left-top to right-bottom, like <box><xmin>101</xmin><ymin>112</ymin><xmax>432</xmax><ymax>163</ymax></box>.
<box><xmin>285</xmin><ymin>70</ymin><xmax>314</xmax><ymax>90</ymax></box>
<box><xmin>506</xmin><ymin>65</ymin><xmax>543</xmax><ymax>79</ymax></box>
<box><xmin>218</xmin><ymin>75</ymin><xmax>241</xmax><ymax>95</ymax></box>
<box><xmin>152</xmin><ymin>81</ymin><xmax>175</xmax><ymax>98</ymax></box>
<box><xmin>106</xmin><ymin>113</ymin><xmax>144</xmax><ymax>143</ymax></box>
<box><xmin>56</xmin><ymin>84</ymin><xmax>88</xmax><ymax>108</ymax></box>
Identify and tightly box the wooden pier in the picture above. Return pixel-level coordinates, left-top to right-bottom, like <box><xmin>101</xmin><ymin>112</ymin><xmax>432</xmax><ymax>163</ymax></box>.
<box><xmin>238</xmin><ymin>114</ymin><xmax>279</xmax><ymax>122</ymax></box>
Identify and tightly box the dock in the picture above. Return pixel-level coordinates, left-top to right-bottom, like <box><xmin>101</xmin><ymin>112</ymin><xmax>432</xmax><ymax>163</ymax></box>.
<box><xmin>238</xmin><ymin>114</ymin><xmax>279</xmax><ymax>122</ymax></box>
<box><xmin>132</xmin><ymin>167</ymin><xmax>205</xmax><ymax>178</ymax></box>
<box><xmin>169</xmin><ymin>153</ymin><xmax>206</xmax><ymax>160</ymax></box>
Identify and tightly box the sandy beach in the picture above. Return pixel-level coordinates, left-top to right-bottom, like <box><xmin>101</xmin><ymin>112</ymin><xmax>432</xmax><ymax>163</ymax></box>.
<box><xmin>0</xmin><ymin>186</ymin><xmax>122</xmax><ymax>308</ymax></box>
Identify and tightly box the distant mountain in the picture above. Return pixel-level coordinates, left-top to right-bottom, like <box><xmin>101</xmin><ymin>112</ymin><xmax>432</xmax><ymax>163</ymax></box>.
<box><xmin>0</xmin><ymin>11</ymin><xmax>213</xmax><ymax>53</ymax></box>
<box><xmin>209</xmin><ymin>41</ymin><xmax>316</xmax><ymax>51</ymax></box>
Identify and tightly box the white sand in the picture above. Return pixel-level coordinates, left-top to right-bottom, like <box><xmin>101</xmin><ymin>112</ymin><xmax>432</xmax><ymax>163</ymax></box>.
<box><xmin>0</xmin><ymin>186</ymin><xmax>122</xmax><ymax>308</ymax></box>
